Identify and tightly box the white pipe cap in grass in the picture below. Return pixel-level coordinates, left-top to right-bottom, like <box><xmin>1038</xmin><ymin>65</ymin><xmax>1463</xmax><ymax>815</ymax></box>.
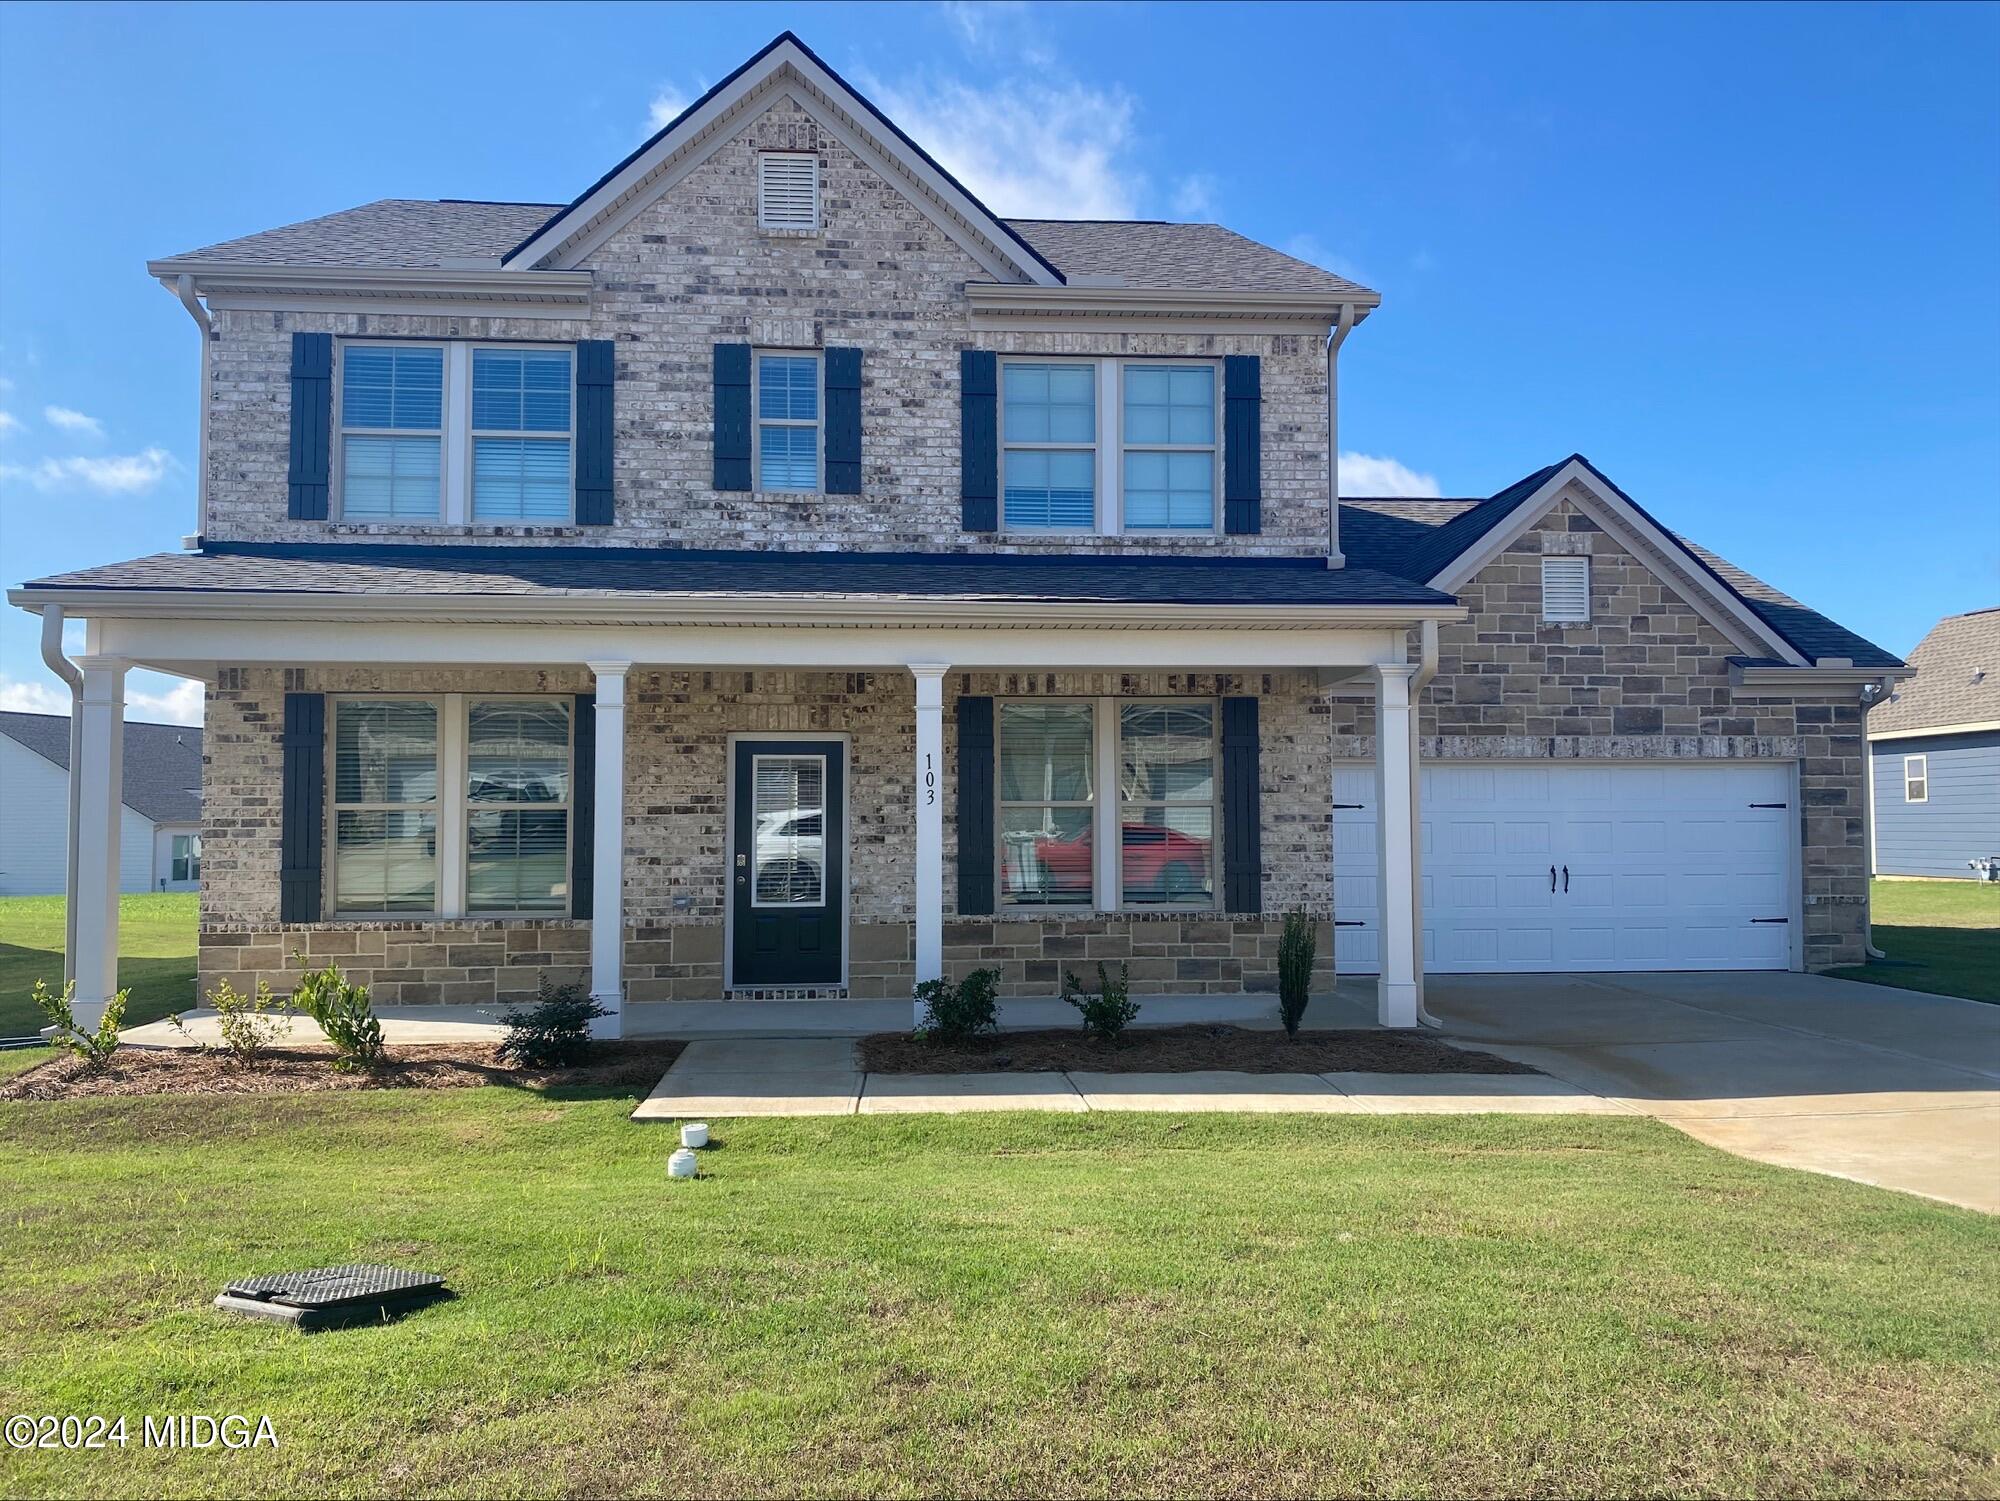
<box><xmin>667</xmin><ymin>1148</ymin><xmax>699</xmax><ymax>1179</ymax></box>
<box><xmin>680</xmin><ymin>1122</ymin><xmax>709</xmax><ymax>1149</ymax></box>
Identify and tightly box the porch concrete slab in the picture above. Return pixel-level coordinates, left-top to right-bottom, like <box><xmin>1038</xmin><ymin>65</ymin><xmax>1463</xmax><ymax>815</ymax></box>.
<box><xmin>1067</xmin><ymin>1070</ymin><xmax>1367</xmax><ymax>1113</ymax></box>
<box><xmin>630</xmin><ymin>1070</ymin><xmax>861</xmax><ymax>1120</ymax></box>
<box><xmin>1672</xmin><ymin>1107</ymin><xmax>2000</xmax><ymax>1215</ymax></box>
<box><xmin>1320</xmin><ymin>1071</ymin><xmax>1633</xmax><ymax>1115</ymax></box>
<box><xmin>859</xmin><ymin>1072</ymin><xmax>1085</xmax><ymax>1114</ymax></box>
<box><xmin>119</xmin><ymin>1006</ymin><xmax>508</xmax><ymax>1050</ymax></box>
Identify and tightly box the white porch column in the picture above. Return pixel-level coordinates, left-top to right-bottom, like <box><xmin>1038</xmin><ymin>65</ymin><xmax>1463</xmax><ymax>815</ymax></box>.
<box><xmin>909</xmin><ymin>663</ymin><xmax>949</xmax><ymax>1026</ymax></box>
<box><xmin>71</xmin><ymin>655</ymin><xmax>128</xmax><ymax>1026</ymax></box>
<box><xmin>586</xmin><ymin>662</ymin><xmax>629</xmax><ymax>1039</ymax></box>
<box><xmin>1372</xmin><ymin>662</ymin><xmax>1421</xmax><ymax>1028</ymax></box>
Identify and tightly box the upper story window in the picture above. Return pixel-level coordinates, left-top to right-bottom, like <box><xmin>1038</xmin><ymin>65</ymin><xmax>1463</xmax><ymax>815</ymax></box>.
<box><xmin>755</xmin><ymin>351</ymin><xmax>821</xmax><ymax>492</ymax></box>
<box><xmin>998</xmin><ymin>358</ymin><xmax>1220</xmax><ymax>535</ymax></box>
<box><xmin>757</xmin><ymin>152</ymin><xmax>820</xmax><ymax>230</ymax></box>
<box><xmin>336</xmin><ymin>341</ymin><xmax>576</xmax><ymax>525</ymax></box>
<box><xmin>1541</xmin><ymin>557</ymin><xmax>1591</xmax><ymax>623</ymax></box>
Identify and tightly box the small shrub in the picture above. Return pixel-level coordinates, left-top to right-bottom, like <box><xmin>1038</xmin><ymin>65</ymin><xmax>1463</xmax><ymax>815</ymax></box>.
<box><xmin>291</xmin><ymin>955</ymin><xmax>386</xmax><ymax>1073</ymax></box>
<box><xmin>498</xmin><ymin>977</ymin><xmax>607</xmax><ymax>1068</ymax></box>
<box><xmin>176</xmin><ymin>976</ymin><xmax>293</xmax><ymax>1065</ymax></box>
<box><xmin>1063</xmin><ymin>962</ymin><xmax>1140</xmax><ymax>1043</ymax></box>
<box><xmin>1278</xmin><ymin>908</ymin><xmax>1316</xmax><ymax>1039</ymax></box>
<box><xmin>31</xmin><ymin>979</ymin><xmax>126</xmax><ymax>1073</ymax></box>
<box><xmin>914</xmin><ymin>967</ymin><xmax>1002</xmax><ymax>1044</ymax></box>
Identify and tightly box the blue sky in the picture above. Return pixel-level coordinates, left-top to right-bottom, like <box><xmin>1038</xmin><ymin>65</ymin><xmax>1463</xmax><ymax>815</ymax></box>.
<box><xmin>1</xmin><ymin>1</ymin><xmax>1995</xmax><ymax>722</ymax></box>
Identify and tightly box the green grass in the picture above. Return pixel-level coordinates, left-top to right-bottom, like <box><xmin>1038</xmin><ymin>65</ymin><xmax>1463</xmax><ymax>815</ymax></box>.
<box><xmin>1828</xmin><ymin>879</ymin><xmax>2000</xmax><ymax>1004</ymax></box>
<box><xmin>0</xmin><ymin>894</ymin><xmax>198</xmax><ymax>1037</ymax></box>
<box><xmin>0</xmin><ymin>1089</ymin><xmax>1994</xmax><ymax>1498</ymax></box>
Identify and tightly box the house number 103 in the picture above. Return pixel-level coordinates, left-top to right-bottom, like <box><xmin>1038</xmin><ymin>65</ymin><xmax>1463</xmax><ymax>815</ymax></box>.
<box><xmin>924</xmin><ymin>753</ymin><xmax>936</xmax><ymax>805</ymax></box>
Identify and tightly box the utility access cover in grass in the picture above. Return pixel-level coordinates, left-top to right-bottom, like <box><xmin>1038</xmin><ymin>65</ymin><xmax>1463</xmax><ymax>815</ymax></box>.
<box><xmin>216</xmin><ymin>1263</ymin><xmax>449</xmax><ymax>1330</ymax></box>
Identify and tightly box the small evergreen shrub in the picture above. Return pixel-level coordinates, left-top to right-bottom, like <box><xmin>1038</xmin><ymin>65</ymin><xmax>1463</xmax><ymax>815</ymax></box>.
<box><xmin>1063</xmin><ymin>962</ymin><xmax>1140</xmax><ymax>1043</ymax></box>
<box><xmin>176</xmin><ymin>976</ymin><xmax>293</xmax><ymax>1065</ymax></box>
<box><xmin>914</xmin><ymin>967</ymin><xmax>1002</xmax><ymax>1044</ymax></box>
<box><xmin>31</xmin><ymin>978</ymin><xmax>126</xmax><ymax>1073</ymax></box>
<box><xmin>498</xmin><ymin>977</ymin><xmax>607</xmax><ymax>1068</ymax></box>
<box><xmin>290</xmin><ymin>955</ymin><xmax>386</xmax><ymax>1073</ymax></box>
<box><xmin>1278</xmin><ymin>908</ymin><xmax>1316</xmax><ymax>1039</ymax></box>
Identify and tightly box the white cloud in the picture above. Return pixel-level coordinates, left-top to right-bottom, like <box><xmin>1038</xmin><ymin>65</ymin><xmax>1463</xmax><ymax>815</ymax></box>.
<box><xmin>0</xmin><ymin>675</ymin><xmax>70</xmax><ymax>715</ymax></box>
<box><xmin>863</xmin><ymin>72</ymin><xmax>1140</xmax><ymax>219</ymax></box>
<box><xmin>1282</xmin><ymin>233</ymin><xmax>1369</xmax><ymax>288</ymax></box>
<box><xmin>128</xmin><ymin>677</ymin><xmax>205</xmax><ymax>726</ymax></box>
<box><xmin>1340</xmin><ymin>452</ymin><xmax>1443</xmax><ymax>498</ymax></box>
<box><xmin>647</xmin><ymin>87</ymin><xmax>690</xmax><ymax>133</ymax></box>
<box><xmin>0</xmin><ymin>411</ymin><xmax>19</xmax><ymax>437</ymax></box>
<box><xmin>1170</xmin><ymin>174</ymin><xmax>1218</xmax><ymax>219</ymax></box>
<box><xmin>42</xmin><ymin>405</ymin><xmax>103</xmax><ymax>437</ymax></box>
<box><xmin>0</xmin><ymin>446</ymin><xmax>174</xmax><ymax>494</ymax></box>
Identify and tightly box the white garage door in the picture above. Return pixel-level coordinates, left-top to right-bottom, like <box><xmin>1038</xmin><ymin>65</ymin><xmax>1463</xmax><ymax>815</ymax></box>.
<box><xmin>1334</xmin><ymin>762</ymin><xmax>1795</xmax><ymax>974</ymax></box>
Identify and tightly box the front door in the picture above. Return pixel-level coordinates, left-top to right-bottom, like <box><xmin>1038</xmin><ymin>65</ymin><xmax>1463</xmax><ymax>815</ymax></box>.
<box><xmin>730</xmin><ymin>739</ymin><xmax>846</xmax><ymax>987</ymax></box>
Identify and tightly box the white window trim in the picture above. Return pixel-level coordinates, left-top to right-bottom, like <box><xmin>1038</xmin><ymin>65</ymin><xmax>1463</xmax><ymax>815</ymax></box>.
<box><xmin>997</xmin><ymin>357</ymin><xmax>1222</xmax><ymax>538</ymax></box>
<box><xmin>994</xmin><ymin>695</ymin><xmax>1222</xmax><ymax>915</ymax></box>
<box><xmin>1541</xmin><ymin>556</ymin><xmax>1592</xmax><ymax>624</ymax></box>
<box><xmin>1903</xmin><ymin>753</ymin><xmax>1928</xmax><ymax>804</ymax></box>
<box><xmin>751</xmin><ymin>348</ymin><xmax>824</xmax><ymax>494</ymax></box>
<box><xmin>333</xmin><ymin>339</ymin><xmax>578</xmax><ymax>525</ymax></box>
<box><xmin>327</xmin><ymin>693</ymin><xmax>575</xmax><ymax>920</ymax></box>
<box><xmin>757</xmin><ymin>151</ymin><xmax>821</xmax><ymax>232</ymax></box>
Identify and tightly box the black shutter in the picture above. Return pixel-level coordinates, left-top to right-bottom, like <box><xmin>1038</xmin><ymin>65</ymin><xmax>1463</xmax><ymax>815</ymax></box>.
<box><xmin>824</xmin><ymin>346</ymin><xmax>862</xmax><ymax>494</ymax></box>
<box><xmin>570</xmin><ymin>693</ymin><xmax>595</xmax><ymax>919</ymax></box>
<box><xmin>575</xmin><ymin>340</ymin><xmax>615</xmax><ymax>525</ymax></box>
<box><xmin>956</xmin><ymin>694</ymin><xmax>995</xmax><ymax>915</ymax></box>
<box><xmin>1221</xmin><ymin>696</ymin><xmax>1261</xmax><ymax>913</ymax></box>
<box><xmin>713</xmin><ymin>342</ymin><xmax>752</xmax><ymax>491</ymax></box>
<box><xmin>1223</xmin><ymin>354</ymin><xmax>1262</xmax><ymax>535</ymax></box>
<box><xmin>287</xmin><ymin>333</ymin><xmax>333</xmax><ymax>520</ymax></box>
<box><xmin>279</xmin><ymin>692</ymin><xmax>325</xmax><ymax>922</ymax></box>
<box><xmin>960</xmin><ymin>350</ymin><xmax>998</xmax><ymax>531</ymax></box>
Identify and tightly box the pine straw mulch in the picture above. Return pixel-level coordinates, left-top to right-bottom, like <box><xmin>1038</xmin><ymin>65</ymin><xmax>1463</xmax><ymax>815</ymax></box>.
<box><xmin>858</xmin><ymin>1024</ymin><xmax>1539</xmax><ymax>1076</ymax></box>
<box><xmin>0</xmin><ymin>1040</ymin><xmax>686</xmax><ymax>1102</ymax></box>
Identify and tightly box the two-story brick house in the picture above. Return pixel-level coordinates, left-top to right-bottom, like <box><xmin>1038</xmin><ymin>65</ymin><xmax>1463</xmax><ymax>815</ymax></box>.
<box><xmin>13</xmin><ymin>33</ymin><xmax>1907</xmax><ymax>1036</ymax></box>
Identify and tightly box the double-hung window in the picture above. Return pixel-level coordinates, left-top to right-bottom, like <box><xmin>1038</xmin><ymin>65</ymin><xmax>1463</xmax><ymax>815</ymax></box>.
<box><xmin>1002</xmin><ymin>363</ymin><xmax>1097</xmax><ymax>530</ymax></box>
<box><xmin>997</xmin><ymin>703</ymin><xmax>1096</xmax><ymax>907</ymax></box>
<box><xmin>1121</xmin><ymin>366</ymin><xmax>1216</xmax><ymax>531</ymax></box>
<box><xmin>339</xmin><ymin>345</ymin><xmax>444</xmax><ymax>519</ymax></box>
<box><xmin>755</xmin><ymin>352</ymin><xmax>821</xmax><ymax>491</ymax></box>
<box><xmin>331</xmin><ymin>697</ymin><xmax>572</xmax><ymax>916</ymax></box>
<box><xmin>1118</xmin><ymin>703</ymin><xmax>1218</xmax><ymax>905</ymax></box>
<box><xmin>1904</xmin><ymin>754</ymin><xmax>1928</xmax><ymax>804</ymax></box>
<box><xmin>471</xmin><ymin>348</ymin><xmax>574</xmax><ymax>521</ymax></box>
<box><xmin>170</xmin><ymin>833</ymin><xmax>201</xmax><ymax>883</ymax></box>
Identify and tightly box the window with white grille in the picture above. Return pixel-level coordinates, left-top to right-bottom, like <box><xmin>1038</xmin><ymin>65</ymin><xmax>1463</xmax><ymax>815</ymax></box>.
<box><xmin>1904</xmin><ymin>754</ymin><xmax>1928</xmax><ymax>804</ymax></box>
<box><xmin>1541</xmin><ymin>557</ymin><xmax>1591</xmax><ymax>623</ymax></box>
<box><xmin>757</xmin><ymin>153</ymin><xmax>820</xmax><ymax>230</ymax></box>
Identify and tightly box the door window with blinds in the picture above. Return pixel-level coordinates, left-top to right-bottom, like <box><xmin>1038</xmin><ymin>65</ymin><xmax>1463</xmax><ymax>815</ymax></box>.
<box><xmin>330</xmin><ymin>696</ymin><xmax>571</xmax><ymax>916</ymax></box>
<box><xmin>750</xmin><ymin>754</ymin><xmax>826</xmax><ymax>906</ymax></box>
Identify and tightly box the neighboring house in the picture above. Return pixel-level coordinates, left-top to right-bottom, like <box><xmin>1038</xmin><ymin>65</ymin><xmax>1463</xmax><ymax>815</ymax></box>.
<box><xmin>1867</xmin><ymin>608</ymin><xmax>2000</xmax><ymax>879</ymax></box>
<box><xmin>7</xmin><ymin>33</ymin><xmax>1907</xmax><ymax>1033</ymax></box>
<box><xmin>0</xmin><ymin>711</ymin><xmax>202</xmax><ymax>895</ymax></box>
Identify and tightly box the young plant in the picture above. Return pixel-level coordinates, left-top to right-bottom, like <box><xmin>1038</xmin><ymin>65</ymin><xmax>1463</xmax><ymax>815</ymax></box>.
<box><xmin>31</xmin><ymin>978</ymin><xmax>127</xmax><ymax>1073</ymax></box>
<box><xmin>498</xmin><ymin>976</ymin><xmax>607</xmax><ymax>1068</ymax></box>
<box><xmin>913</xmin><ymin>967</ymin><xmax>1002</xmax><ymax>1044</ymax></box>
<box><xmin>1277</xmin><ymin>908</ymin><xmax>1317</xmax><ymax>1039</ymax></box>
<box><xmin>1063</xmin><ymin>961</ymin><xmax>1140</xmax><ymax>1043</ymax></box>
<box><xmin>176</xmin><ymin>976</ymin><xmax>293</xmax><ymax>1065</ymax></box>
<box><xmin>290</xmin><ymin>955</ymin><xmax>386</xmax><ymax>1073</ymax></box>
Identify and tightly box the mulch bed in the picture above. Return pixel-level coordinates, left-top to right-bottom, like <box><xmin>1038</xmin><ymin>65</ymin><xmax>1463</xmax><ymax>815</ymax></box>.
<box><xmin>858</xmin><ymin>1025</ymin><xmax>1539</xmax><ymax>1076</ymax></box>
<box><xmin>0</xmin><ymin>1040</ymin><xmax>685</xmax><ymax>1102</ymax></box>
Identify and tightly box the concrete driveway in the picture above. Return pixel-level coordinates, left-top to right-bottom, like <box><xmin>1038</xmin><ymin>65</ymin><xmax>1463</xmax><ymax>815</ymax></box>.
<box><xmin>1424</xmin><ymin>972</ymin><xmax>2000</xmax><ymax>1213</ymax></box>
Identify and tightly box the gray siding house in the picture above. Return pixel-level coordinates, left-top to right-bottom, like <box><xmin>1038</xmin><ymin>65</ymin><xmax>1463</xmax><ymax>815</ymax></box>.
<box><xmin>1869</xmin><ymin>609</ymin><xmax>2000</xmax><ymax>879</ymax></box>
<box><xmin>7</xmin><ymin>33</ymin><xmax>1907</xmax><ymax>1033</ymax></box>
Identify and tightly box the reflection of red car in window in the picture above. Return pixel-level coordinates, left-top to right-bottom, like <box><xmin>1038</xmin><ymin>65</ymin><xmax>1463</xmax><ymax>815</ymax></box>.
<box><xmin>1031</xmin><ymin>823</ymin><xmax>1212</xmax><ymax>901</ymax></box>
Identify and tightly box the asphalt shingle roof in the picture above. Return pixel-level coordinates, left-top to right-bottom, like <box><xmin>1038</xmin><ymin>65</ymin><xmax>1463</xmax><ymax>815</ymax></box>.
<box><xmin>0</xmin><ymin>711</ymin><xmax>202</xmax><ymax>824</ymax></box>
<box><xmin>1868</xmin><ymin>608</ymin><xmax>2000</xmax><ymax>734</ymax></box>
<box><xmin>997</xmin><ymin>220</ymin><xmax>1372</xmax><ymax>296</ymax></box>
<box><xmin>21</xmin><ymin>543</ymin><xmax>1456</xmax><ymax>609</ymax></box>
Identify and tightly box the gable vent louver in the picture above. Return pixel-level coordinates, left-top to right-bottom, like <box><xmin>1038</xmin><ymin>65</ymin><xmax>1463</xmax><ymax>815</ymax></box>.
<box><xmin>1541</xmin><ymin>557</ymin><xmax>1591</xmax><ymax>623</ymax></box>
<box><xmin>758</xmin><ymin>153</ymin><xmax>820</xmax><ymax>230</ymax></box>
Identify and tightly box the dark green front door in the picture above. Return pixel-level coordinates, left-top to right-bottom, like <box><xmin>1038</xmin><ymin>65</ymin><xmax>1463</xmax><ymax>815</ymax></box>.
<box><xmin>731</xmin><ymin>739</ymin><xmax>845</xmax><ymax>987</ymax></box>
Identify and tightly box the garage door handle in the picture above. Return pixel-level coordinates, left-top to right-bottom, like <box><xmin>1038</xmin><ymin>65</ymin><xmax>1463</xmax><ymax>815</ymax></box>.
<box><xmin>1549</xmin><ymin>865</ymin><xmax>1557</xmax><ymax>892</ymax></box>
<box><xmin>1749</xmin><ymin>802</ymin><xmax>1787</xmax><ymax>809</ymax></box>
<box><xmin>1562</xmin><ymin>865</ymin><xmax>1569</xmax><ymax>893</ymax></box>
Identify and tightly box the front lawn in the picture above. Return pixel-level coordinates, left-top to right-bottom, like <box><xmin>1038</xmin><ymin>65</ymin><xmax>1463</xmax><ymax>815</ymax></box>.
<box><xmin>1828</xmin><ymin>878</ymin><xmax>2000</xmax><ymax>1004</ymax></box>
<box><xmin>1</xmin><ymin>1089</ymin><xmax>1993</xmax><ymax>1498</ymax></box>
<box><xmin>0</xmin><ymin>893</ymin><xmax>198</xmax><ymax>1037</ymax></box>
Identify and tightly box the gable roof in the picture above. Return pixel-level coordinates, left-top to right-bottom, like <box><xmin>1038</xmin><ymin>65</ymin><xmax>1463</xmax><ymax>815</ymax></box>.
<box><xmin>998</xmin><ymin>220</ymin><xmax>1371</xmax><ymax>297</ymax></box>
<box><xmin>154</xmin><ymin>199</ymin><xmax>562</xmax><ymax>272</ymax></box>
<box><xmin>0</xmin><ymin>711</ymin><xmax>202</xmax><ymax>824</ymax></box>
<box><xmin>1868</xmin><ymin>608</ymin><xmax>2000</xmax><ymax>735</ymax></box>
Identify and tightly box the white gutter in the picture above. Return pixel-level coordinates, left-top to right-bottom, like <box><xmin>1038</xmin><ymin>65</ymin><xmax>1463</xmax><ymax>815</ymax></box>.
<box><xmin>171</xmin><ymin>275</ymin><xmax>212</xmax><ymax>547</ymax></box>
<box><xmin>148</xmin><ymin>262</ymin><xmax>595</xmax><ymax>302</ymax></box>
<box><xmin>1408</xmin><ymin>620</ymin><xmax>1441</xmax><ymax>1027</ymax></box>
<box><xmin>37</xmin><ymin>606</ymin><xmax>82</xmax><ymax>989</ymax></box>
<box><xmin>1325</xmin><ymin>304</ymin><xmax>1358</xmax><ymax>569</ymax></box>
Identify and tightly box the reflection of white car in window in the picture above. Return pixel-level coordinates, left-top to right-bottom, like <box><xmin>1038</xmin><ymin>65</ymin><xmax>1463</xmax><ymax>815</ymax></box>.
<box><xmin>754</xmin><ymin>808</ymin><xmax>824</xmax><ymax>903</ymax></box>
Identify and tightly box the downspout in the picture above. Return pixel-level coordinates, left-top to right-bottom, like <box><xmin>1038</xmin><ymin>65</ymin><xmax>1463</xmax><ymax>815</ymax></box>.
<box><xmin>38</xmin><ymin>605</ymin><xmax>83</xmax><ymax>988</ymax></box>
<box><xmin>1857</xmin><ymin>676</ymin><xmax>1893</xmax><ymax>959</ymax></box>
<box><xmin>172</xmin><ymin>274</ymin><xmax>212</xmax><ymax>547</ymax></box>
<box><xmin>1408</xmin><ymin>620</ymin><xmax>1442</xmax><ymax>1027</ymax></box>
<box><xmin>1325</xmin><ymin>304</ymin><xmax>1357</xmax><ymax>568</ymax></box>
